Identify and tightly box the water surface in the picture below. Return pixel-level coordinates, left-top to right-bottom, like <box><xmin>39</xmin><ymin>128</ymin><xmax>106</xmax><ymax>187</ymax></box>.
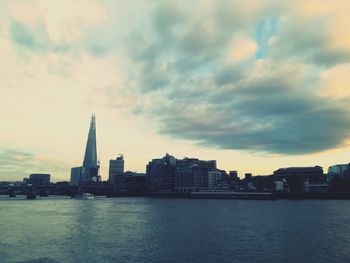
<box><xmin>1</xmin><ymin>197</ymin><xmax>350</xmax><ymax>262</ymax></box>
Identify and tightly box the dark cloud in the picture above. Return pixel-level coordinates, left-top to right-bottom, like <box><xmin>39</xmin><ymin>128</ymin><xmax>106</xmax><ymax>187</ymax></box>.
<box><xmin>119</xmin><ymin>1</ymin><xmax>350</xmax><ymax>155</ymax></box>
<box><xmin>126</xmin><ymin>2</ymin><xmax>243</xmax><ymax>92</ymax></box>
<box><xmin>214</xmin><ymin>65</ymin><xmax>243</xmax><ymax>86</ymax></box>
<box><xmin>156</xmin><ymin>77</ymin><xmax>350</xmax><ymax>154</ymax></box>
<box><xmin>10</xmin><ymin>1</ymin><xmax>349</xmax><ymax>155</ymax></box>
<box><xmin>268</xmin><ymin>16</ymin><xmax>350</xmax><ymax>66</ymax></box>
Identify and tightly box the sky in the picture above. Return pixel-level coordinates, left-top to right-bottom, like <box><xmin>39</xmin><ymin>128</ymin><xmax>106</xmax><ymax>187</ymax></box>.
<box><xmin>1</xmin><ymin>0</ymin><xmax>350</xmax><ymax>182</ymax></box>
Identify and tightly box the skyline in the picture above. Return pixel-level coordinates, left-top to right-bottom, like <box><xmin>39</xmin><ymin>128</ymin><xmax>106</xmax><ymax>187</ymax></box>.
<box><xmin>1</xmin><ymin>0</ymin><xmax>350</xmax><ymax>181</ymax></box>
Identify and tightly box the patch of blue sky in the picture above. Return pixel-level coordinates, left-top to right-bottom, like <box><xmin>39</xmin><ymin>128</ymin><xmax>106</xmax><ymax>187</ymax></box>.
<box><xmin>254</xmin><ymin>17</ymin><xmax>277</xmax><ymax>59</ymax></box>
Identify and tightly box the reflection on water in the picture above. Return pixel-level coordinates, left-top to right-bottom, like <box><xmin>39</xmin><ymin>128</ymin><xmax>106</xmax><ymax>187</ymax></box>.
<box><xmin>1</xmin><ymin>198</ymin><xmax>350</xmax><ymax>263</ymax></box>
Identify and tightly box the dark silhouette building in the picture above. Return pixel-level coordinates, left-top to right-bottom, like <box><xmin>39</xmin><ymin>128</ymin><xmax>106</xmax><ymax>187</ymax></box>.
<box><xmin>109</xmin><ymin>155</ymin><xmax>124</xmax><ymax>184</ymax></box>
<box><xmin>70</xmin><ymin>167</ymin><xmax>82</xmax><ymax>185</ymax></box>
<box><xmin>146</xmin><ymin>155</ymin><xmax>217</xmax><ymax>193</ymax></box>
<box><xmin>228</xmin><ymin>170</ymin><xmax>239</xmax><ymax>190</ymax></box>
<box><xmin>28</xmin><ymin>173</ymin><xmax>50</xmax><ymax>185</ymax></box>
<box><xmin>146</xmin><ymin>154</ymin><xmax>176</xmax><ymax>192</ymax></box>
<box><xmin>328</xmin><ymin>163</ymin><xmax>350</xmax><ymax>192</ymax></box>
<box><xmin>328</xmin><ymin>164</ymin><xmax>350</xmax><ymax>178</ymax></box>
<box><xmin>273</xmin><ymin>166</ymin><xmax>327</xmax><ymax>192</ymax></box>
<box><xmin>114</xmin><ymin>174</ymin><xmax>146</xmax><ymax>193</ymax></box>
<box><xmin>175</xmin><ymin>158</ymin><xmax>217</xmax><ymax>192</ymax></box>
<box><xmin>273</xmin><ymin>166</ymin><xmax>325</xmax><ymax>183</ymax></box>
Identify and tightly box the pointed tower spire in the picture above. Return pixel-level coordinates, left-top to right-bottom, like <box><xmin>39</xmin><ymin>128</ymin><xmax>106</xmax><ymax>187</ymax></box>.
<box><xmin>82</xmin><ymin>113</ymin><xmax>99</xmax><ymax>182</ymax></box>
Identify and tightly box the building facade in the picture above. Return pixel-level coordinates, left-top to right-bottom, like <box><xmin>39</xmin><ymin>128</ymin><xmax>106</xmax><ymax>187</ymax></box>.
<box><xmin>28</xmin><ymin>174</ymin><xmax>50</xmax><ymax>185</ymax></box>
<box><xmin>70</xmin><ymin>114</ymin><xmax>100</xmax><ymax>184</ymax></box>
<box><xmin>175</xmin><ymin>158</ymin><xmax>217</xmax><ymax>193</ymax></box>
<box><xmin>208</xmin><ymin>170</ymin><xmax>224</xmax><ymax>191</ymax></box>
<box><xmin>109</xmin><ymin>155</ymin><xmax>125</xmax><ymax>184</ymax></box>
<box><xmin>328</xmin><ymin>164</ymin><xmax>350</xmax><ymax>178</ymax></box>
<box><xmin>70</xmin><ymin>167</ymin><xmax>82</xmax><ymax>185</ymax></box>
<box><xmin>146</xmin><ymin>154</ymin><xmax>176</xmax><ymax>192</ymax></box>
<box><xmin>114</xmin><ymin>174</ymin><xmax>146</xmax><ymax>193</ymax></box>
<box><xmin>273</xmin><ymin>166</ymin><xmax>325</xmax><ymax>183</ymax></box>
<box><xmin>81</xmin><ymin>113</ymin><xmax>99</xmax><ymax>182</ymax></box>
<box><xmin>273</xmin><ymin>166</ymin><xmax>326</xmax><ymax>192</ymax></box>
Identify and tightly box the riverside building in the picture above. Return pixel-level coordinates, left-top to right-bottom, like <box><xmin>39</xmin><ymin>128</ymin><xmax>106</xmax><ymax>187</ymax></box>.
<box><xmin>70</xmin><ymin>114</ymin><xmax>100</xmax><ymax>185</ymax></box>
<box><xmin>146</xmin><ymin>154</ymin><xmax>176</xmax><ymax>192</ymax></box>
<box><xmin>109</xmin><ymin>154</ymin><xmax>125</xmax><ymax>184</ymax></box>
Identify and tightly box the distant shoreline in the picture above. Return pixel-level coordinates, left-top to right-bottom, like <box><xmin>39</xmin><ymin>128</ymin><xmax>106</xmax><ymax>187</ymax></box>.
<box><xmin>3</xmin><ymin>191</ymin><xmax>350</xmax><ymax>200</ymax></box>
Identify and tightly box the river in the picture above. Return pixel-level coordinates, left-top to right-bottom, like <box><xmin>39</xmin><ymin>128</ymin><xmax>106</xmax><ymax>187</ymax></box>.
<box><xmin>1</xmin><ymin>197</ymin><xmax>350</xmax><ymax>262</ymax></box>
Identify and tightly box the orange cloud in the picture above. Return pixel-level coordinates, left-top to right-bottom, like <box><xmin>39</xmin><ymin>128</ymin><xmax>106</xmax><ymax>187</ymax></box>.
<box><xmin>227</xmin><ymin>38</ymin><xmax>258</xmax><ymax>63</ymax></box>
<box><xmin>321</xmin><ymin>63</ymin><xmax>350</xmax><ymax>98</ymax></box>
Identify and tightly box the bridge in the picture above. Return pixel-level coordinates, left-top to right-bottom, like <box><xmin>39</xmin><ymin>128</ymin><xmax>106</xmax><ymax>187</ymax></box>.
<box><xmin>0</xmin><ymin>184</ymin><xmax>117</xmax><ymax>198</ymax></box>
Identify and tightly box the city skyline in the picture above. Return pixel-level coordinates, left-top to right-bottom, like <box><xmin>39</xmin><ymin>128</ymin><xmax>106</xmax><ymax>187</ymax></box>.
<box><xmin>1</xmin><ymin>0</ymin><xmax>350</xmax><ymax>182</ymax></box>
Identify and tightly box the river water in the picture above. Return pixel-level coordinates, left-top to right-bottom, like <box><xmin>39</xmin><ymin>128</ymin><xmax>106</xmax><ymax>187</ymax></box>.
<box><xmin>1</xmin><ymin>197</ymin><xmax>350</xmax><ymax>263</ymax></box>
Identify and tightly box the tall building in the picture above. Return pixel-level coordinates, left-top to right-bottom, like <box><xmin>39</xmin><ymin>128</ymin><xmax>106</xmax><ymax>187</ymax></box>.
<box><xmin>109</xmin><ymin>155</ymin><xmax>124</xmax><ymax>184</ymax></box>
<box><xmin>70</xmin><ymin>114</ymin><xmax>100</xmax><ymax>184</ymax></box>
<box><xmin>81</xmin><ymin>113</ymin><xmax>100</xmax><ymax>182</ymax></box>
<box><xmin>70</xmin><ymin>167</ymin><xmax>82</xmax><ymax>185</ymax></box>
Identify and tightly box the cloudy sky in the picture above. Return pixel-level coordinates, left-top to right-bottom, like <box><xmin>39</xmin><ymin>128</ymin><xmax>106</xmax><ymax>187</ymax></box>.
<box><xmin>1</xmin><ymin>0</ymin><xmax>350</xmax><ymax>182</ymax></box>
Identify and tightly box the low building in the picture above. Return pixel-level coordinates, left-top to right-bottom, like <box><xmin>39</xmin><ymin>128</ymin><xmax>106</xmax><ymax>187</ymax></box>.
<box><xmin>274</xmin><ymin>166</ymin><xmax>325</xmax><ymax>183</ymax></box>
<box><xmin>239</xmin><ymin>173</ymin><xmax>255</xmax><ymax>191</ymax></box>
<box><xmin>124</xmin><ymin>171</ymin><xmax>146</xmax><ymax>177</ymax></box>
<box><xmin>114</xmin><ymin>175</ymin><xmax>146</xmax><ymax>193</ymax></box>
<box><xmin>273</xmin><ymin>166</ymin><xmax>326</xmax><ymax>192</ymax></box>
<box><xmin>328</xmin><ymin>164</ymin><xmax>350</xmax><ymax>178</ymax></box>
<box><xmin>251</xmin><ymin>175</ymin><xmax>275</xmax><ymax>192</ymax></box>
<box><xmin>28</xmin><ymin>173</ymin><xmax>50</xmax><ymax>185</ymax></box>
<box><xmin>304</xmin><ymin>180</ymin><xmax>329</xmax><ymax>193</ymax></box>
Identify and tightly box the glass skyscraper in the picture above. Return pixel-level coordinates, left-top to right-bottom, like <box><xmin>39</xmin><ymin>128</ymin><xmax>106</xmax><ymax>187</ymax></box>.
<box><xmin>81</xmin><ymin>113</ymin><xmax>99</xmax><ymax>182</ymax></box>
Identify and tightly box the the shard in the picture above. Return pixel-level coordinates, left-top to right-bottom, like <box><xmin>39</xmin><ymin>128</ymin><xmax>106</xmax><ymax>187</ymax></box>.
<box><xmin>81</xmin><ymin>113</ymin><xmax>99</xmax><ymax>182</ymax></box>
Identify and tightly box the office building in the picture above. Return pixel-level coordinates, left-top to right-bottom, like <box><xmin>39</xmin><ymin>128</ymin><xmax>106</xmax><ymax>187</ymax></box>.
<box><xmin>229</xmin><ymin>171</ymin><xmax>239</xmax><ymax>181</ymax></box>
<box><xmin>328</xmin><ymin>164</ymin><xmax>350</xmax><ymax>178</ymax></box>
<box><xmin>208</xmin><ymin>170</ymin><xmax>224</xmax><ymax>191</ymax></box>
<box><xmin>114</xmin><ymin>174</ymin><xmax>146</xmax><ymax>193</ymax></box>
<box><xmin>70</xmin><ymin>114</ymin><xmax>100</xmax><ymax>184</ymax></box>
<box><xmin>70</xmin><ymin>167</ymin><xmax>82</xmax><ymax>185</ymax></box>
<box><xmin>175</xmin><ymin>157</ymin><xmax>217</xmax><ymax>192</ymax></box>
<box><xmin>28</xmin><ymin>173</ymin><xmax>50</xmax><ymax>185</ymax></box>
<box><xmin>81</xmin><ymin>113</ymin><xmax>99</xmax><ymax>182</ymax></box>
<box><xmin>109</xmin><ymin>155</ymin><xmax>124</xmax><ymax>184</ymax></box>
<box><xmin>146</xmin><ymin>154</ymin><xmax>176</xmax><ymax>192</ymax></box>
